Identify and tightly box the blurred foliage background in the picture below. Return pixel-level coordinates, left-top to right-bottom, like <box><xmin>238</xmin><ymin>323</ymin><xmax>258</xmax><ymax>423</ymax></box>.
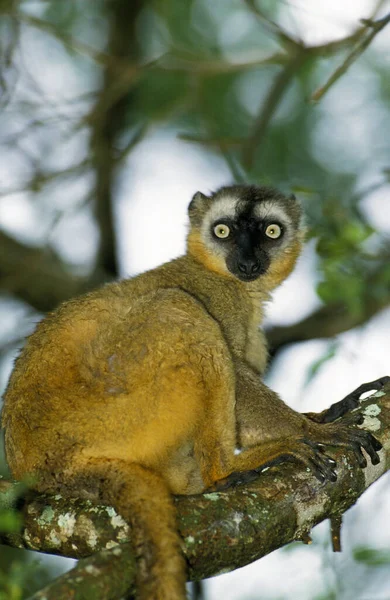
<box><xmin>0</xmin><ymin>0</ymin><xmax>389</xmax><ymax>598</ymax></box>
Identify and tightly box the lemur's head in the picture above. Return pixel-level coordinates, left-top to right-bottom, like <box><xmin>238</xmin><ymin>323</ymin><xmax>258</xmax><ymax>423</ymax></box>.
<box><xmin>187</xmin><ymin>185</ymin><xmax>305</xmax><ymax>290</ymax></box>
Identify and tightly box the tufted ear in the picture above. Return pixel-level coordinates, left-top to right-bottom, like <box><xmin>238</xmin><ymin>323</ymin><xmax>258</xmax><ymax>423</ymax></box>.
<box><xmin>188</xmin><ymin>191</ymin><xmax>210</xmax><ymax>225</ymax></box>
<box><xmin>284</xmin><ymin>192</ymin><xmax>302</xmax><ymax>228</ymax></box>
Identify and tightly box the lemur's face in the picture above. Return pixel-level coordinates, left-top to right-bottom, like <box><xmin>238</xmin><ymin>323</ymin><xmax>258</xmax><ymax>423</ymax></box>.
<box><xmin>206</xmin><ymin>199</ymin><xmax>289</xmax><ymax>282</ymax></box>
<box><xmin>187</xmin><ymin>185</ymin><xmax>304</xmax><ymax>286</ymax></box>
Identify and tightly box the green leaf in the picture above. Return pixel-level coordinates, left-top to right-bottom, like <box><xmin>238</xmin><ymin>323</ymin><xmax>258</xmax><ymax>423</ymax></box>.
<box><xmin>354</xmin><ymin>547</ymin><xmax>390</xmax><ymax>566</ymax></box>
<box><xmin>0</xmin><ymin>509</ymin><xmax>22</xmax><ymax>533</ymax></box>
<box><xmin>136</xmin><ymin>69</ymin><xmax>190</xmax><ymax>120</ymax></box>
<box><xmin>341</xmin><ymin>222</ymin><xmax>374</xmax><ymax>245</ymax></box>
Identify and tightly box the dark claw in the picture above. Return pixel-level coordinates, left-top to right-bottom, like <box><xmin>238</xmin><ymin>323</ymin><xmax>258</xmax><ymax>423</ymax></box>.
<box><xmin>360</xmin><ymin>431</ymin><xmax>382</xmax><ymax>464</ymax></box>
<box><xmin>340</xmin><ymin>426</ymin><xmax>382</xmax><ymax>467</ymax></box>
<box><xmin>309</xmin><ymin>457</ymin><xmax>337</xmax><ymax>483</ymax></box>
<box><xmin>352</xmin><ymin>442</ymin><xmax>367</xmax><ymax>468</ymax></box>
<box><xmin>323</xmin><ymin>458</ymin><xmax>338</xmax><ymax>482</ymax></box>
<box><xmin>303</xmin><ymin>440</ymin><xmax>338</xmax><ymax>482</ymax></box>
<box><xmin>352</xmin><ymin>413</ymin><xmax>364</xmax><ymax>425</ymax></box>
<box><xmin>207</xmin><ymin>469</ymin><xmax>260</xmax><ymax>491</ymax></box>
<box><xmin>311</xmin><ymin>466</ymin><xmax>326</xmax><ymax>484</ymax></box>
<box><xmin>371</xmin><ymin>436</ymin><xmax>383</xmax><ymax>451</ymax></box>
<box><xmin>303</xmin><ymin>439</ymin><xmax>324</xmax><ymax>452</ymax></box>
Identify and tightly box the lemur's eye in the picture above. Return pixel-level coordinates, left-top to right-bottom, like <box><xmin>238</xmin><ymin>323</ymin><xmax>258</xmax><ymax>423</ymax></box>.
<box><xmin>265</xmin><ymin>224</ymin><xmax>282</xmax><ymax>239</ymax></box>
<box><xmin>214</xmin><ymin>224</ymin><xmax>230</xmax><ymax>239</ymax></box>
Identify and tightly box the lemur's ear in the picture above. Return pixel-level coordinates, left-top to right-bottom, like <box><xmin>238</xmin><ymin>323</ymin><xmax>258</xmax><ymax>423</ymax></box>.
<box><xmin>285</xmin><ymin>193</ymin><xmax>303</xmax><ymax>227</ymax></box>
<box><xmin>188</xmin><ymin>191</ymin><xmax>210</xmax><ymax>225</ymax></box>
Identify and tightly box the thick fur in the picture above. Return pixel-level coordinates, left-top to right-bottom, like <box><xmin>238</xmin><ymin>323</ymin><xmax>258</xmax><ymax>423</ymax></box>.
<box><xmin>1</xmin><ymin>185</ymin><xmax>381</xmax><ymax>600</ymax></box>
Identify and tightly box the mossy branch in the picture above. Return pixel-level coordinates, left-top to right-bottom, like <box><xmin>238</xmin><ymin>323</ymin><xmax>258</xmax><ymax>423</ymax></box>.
<box><xmin>1</xmin><ymin>384</ymin><xmax>390</xmax><ymax>600</ymax></box>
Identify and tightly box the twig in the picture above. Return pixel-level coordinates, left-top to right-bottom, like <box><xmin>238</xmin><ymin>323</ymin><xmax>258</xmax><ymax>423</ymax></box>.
<box><xmin>178</xmin><ymin>134</ymin><xmax>245</xmax><ymax>148</ymax></box>
<box><xmin>154</xmin><ymin>52</ymin><xmax>289</xmax><ymax>73</ymax></box>
<box><xmin>220</xmin><ymin>148</ymin><xmax>247</xmax><ymax>184</ymax></box>
<box><xmin>331</xmin><ymin>514</ymin><xmax>343</xmax><ymax>552</ymax></box>
<box><xmin>243</xmin><ymin>0</ymin><xmax>386</xmax><ymax>57</ymax></box>
<box><xmin>242</xmin><ymin>48</ymin><xmax>307</xmax><ymax>170</ymax></box>
<box><xmin>0</xmin><ymin>160</ymin><xmax>90</xmax><ymax>203</ymax></box>
<box><xmin>243</xmin><ymin>0</ymin><xmax>301</xmax><ymax>50</ymax></box>
<box><xmin>191</xmin><ymin>581</ymin><xmax>205</xmax><ymax>600</ymax></box>
<box><xmin>16</xmin><ymin>13</ymin><xmax>113</xmax><ymax>68</ymax></box>
<box><xmin>115</xmin><ymin>123</ymin><xmax>149</xmax><ymax>164</ymax></box>
<box><xmin>179</xmin><ymin>132</ymin><xmax>247</xmax><ymax>181</ymax></box>
<box><xmin>311</xmin><ymin>13</ymin><xmax>390</xmax><ymax>102</ymax></box>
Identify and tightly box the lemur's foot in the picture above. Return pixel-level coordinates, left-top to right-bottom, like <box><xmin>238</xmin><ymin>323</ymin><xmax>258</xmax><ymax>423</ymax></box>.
<box><xmin>311</xmin><ymin>413</ymin><xmax>382</xmax><ymax>468</ymax></box>
<box><xmin>206</xmin><ymin>437</ymin><xmax>338</xmax><ymax>492</ymax></box>
<box><xmin>205</xmin><ymin>380</ymin><xmax>387</xmax><ymax>494</ymax></box>
<box><xmin>320</xmin><ymin>376</ymin><xmax>390</xmax><ymax>424</ymax></box>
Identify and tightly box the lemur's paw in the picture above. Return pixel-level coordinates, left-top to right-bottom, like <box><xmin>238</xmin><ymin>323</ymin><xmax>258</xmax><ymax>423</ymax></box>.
<box><xmin>312</xmin><ymin>419</ymin><xmax>382</xmax><ymax>468</ymax></box>
<box><xmin>322</xmin><ymin>376</ymin><xmax>390</xmax><ymax>423</ymax></box>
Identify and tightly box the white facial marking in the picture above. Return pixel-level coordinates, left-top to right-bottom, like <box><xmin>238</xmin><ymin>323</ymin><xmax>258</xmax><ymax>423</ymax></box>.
<box><xmin>203</xmin><ymin>196</ymin><xmax>237</xmax><ymax>227</ymax></box>
<box><xmin>253</xmin><ymin>202</ymin><xmax>293</xmax><ymax>229</ymax></box>
<box><xmin>201</xmin><ymin>196</ymin><xmax>237</xmax><ymax>257</ymax></box>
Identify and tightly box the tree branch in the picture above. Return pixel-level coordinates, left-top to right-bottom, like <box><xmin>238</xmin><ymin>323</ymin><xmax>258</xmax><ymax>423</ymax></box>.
<box><xmin>1</xmin><ymin>225</ymin><xmax>387</xmax><ymax>337</ymax></box>
<box><xmin>267</xmin><ymin>295</ymin><xmax>390</xmax><ymax>356</ymax></box>
<box><xmin>28</xmin><ymin>545</ymin><xmax>137</xmax><ymax>600</ymax></box>
<box><xmin>242</xmin><ymin>47</ymin><xmax>307</xmax><ymax>170</ymax></box>
<box><xmin>1</xmin><ymin>385</ymin><xmax>390</xmax><ymax>600</ymax></box>
<box><xmin>239</xmin><ymin>4</ymin><xmax>390</xmax><ymax>169</ymax></box>
<box><xmin>89</xmin><ymin>0</ymin><xmax>143</xmax><ymax>278</ymax></box>
<box><xmin>0</xmin><ymin>229</ymin><xmax>109</xmax><ymax>313</ymax></box>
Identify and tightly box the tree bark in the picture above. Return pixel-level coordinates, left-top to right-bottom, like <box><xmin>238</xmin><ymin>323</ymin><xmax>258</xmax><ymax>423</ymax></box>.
<box><xmin>1</xmin><ymin>383</ymin><xmax>389</xmax><ymax>600</ymax></box>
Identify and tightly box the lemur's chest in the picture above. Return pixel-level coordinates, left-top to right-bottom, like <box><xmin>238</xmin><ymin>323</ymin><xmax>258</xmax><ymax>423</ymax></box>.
<box><xmin>215</xmin><ymin>297</ymin><xmax>267</xmax><ymax>373</ymax></box>
<box><xmin>245</xmin><ymin>302</ymin><xmax>268</xmax><ymax>374</ymax></box>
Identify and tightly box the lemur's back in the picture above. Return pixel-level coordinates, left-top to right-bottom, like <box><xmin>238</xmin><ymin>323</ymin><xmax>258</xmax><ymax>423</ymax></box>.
<box><xmin>3</xmin><ymin>255</ymin><xmax>238</xmax><ymax>496</ymax></box>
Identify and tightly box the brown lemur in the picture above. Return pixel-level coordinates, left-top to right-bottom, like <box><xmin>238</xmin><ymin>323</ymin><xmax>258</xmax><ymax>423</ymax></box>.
<box><xmin>1</xmin><ymin>185</ymin><xmax>385</xmax><ymax>600</ymax></box>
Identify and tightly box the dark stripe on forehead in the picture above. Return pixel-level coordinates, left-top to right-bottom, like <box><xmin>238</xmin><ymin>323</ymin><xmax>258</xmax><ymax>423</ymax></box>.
<box><xmin>235</xmin><ymin>199</ymin><xmax>254</xmax><ymax>220</ymax></box>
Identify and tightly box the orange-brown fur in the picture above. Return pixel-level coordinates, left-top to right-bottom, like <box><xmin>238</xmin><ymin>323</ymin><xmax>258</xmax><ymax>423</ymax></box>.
<box><xmin>1</xmin><ymin>186</ymin><xmax>379</xmax><ymax>600</ymax></box>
